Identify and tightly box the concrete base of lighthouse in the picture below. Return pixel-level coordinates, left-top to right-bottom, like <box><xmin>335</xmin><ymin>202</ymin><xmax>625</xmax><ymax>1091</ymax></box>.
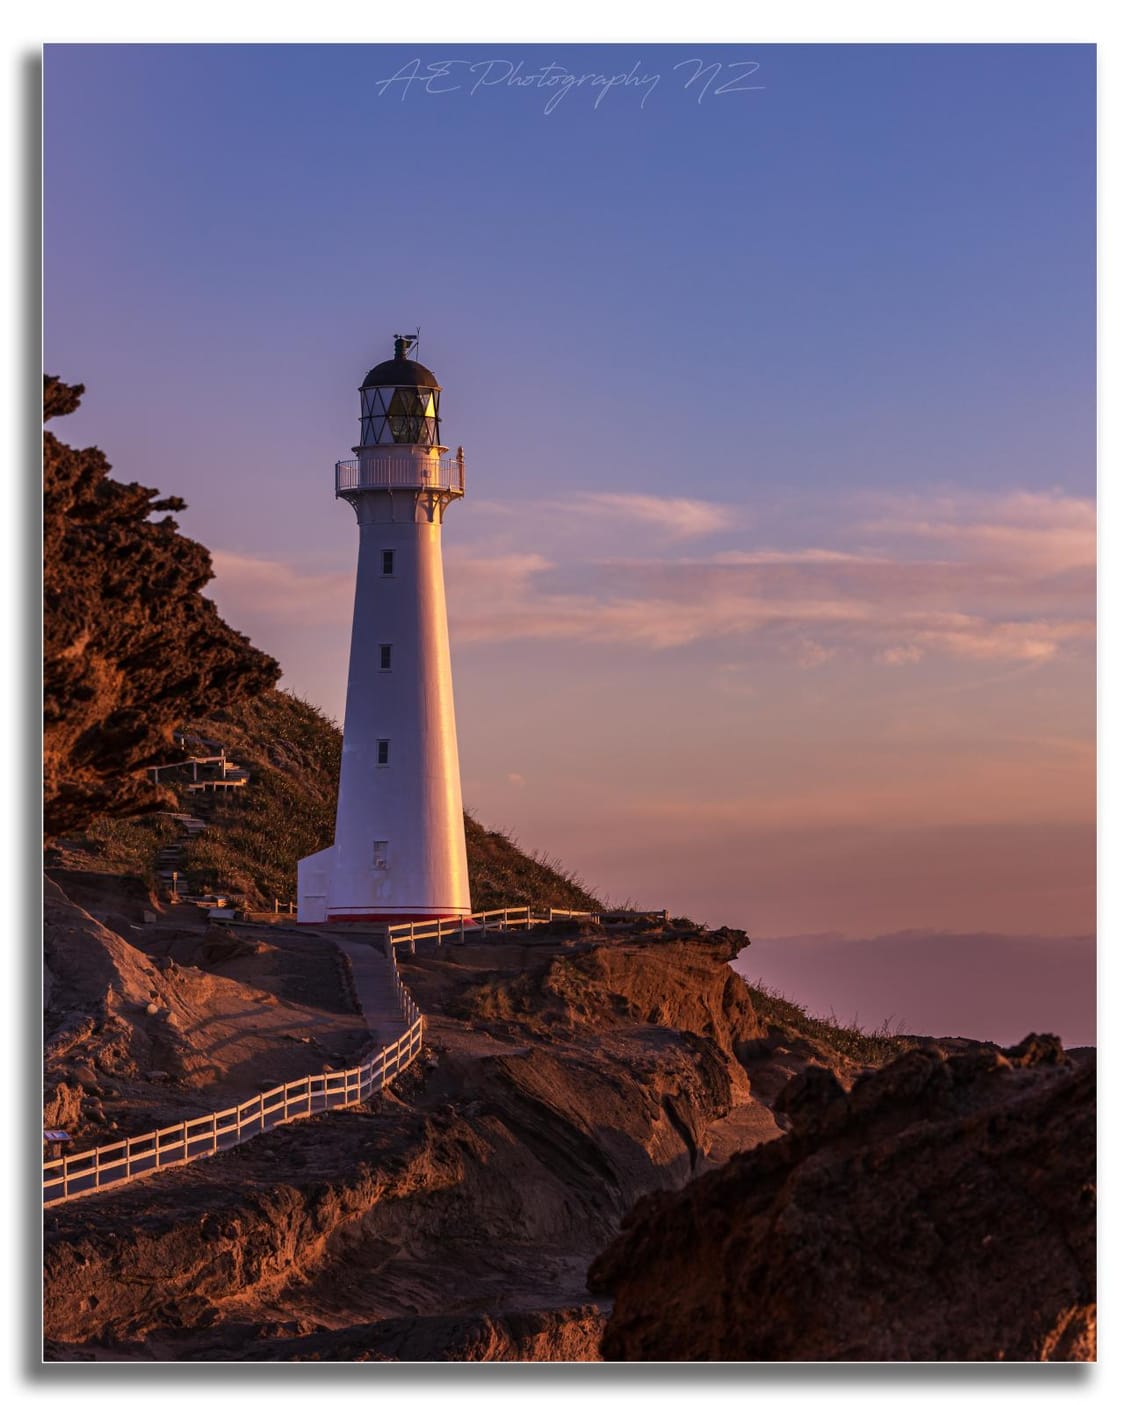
<box><xmin>297</xmin><ymin>846</ymin><xmax>470</xmax><ymax>925</ymax></box>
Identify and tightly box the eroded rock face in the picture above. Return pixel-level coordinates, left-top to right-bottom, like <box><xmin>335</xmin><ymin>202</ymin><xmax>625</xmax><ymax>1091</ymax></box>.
<box><xmin>45</xmin><ymin>1306</ymin><xmax>606</xmax><ymax>1363</ymax></box>
<box><xmin>42</xmin><ymin>878</ymin><xmax>367</xmax><ymax>1145</ymax></box>
<box><xmin>221</xmin><ymin>1305</ymin><xmax>608</xmax><ymax>1362</ymax></box>
<box><xmin>43</xmin><ymin>923</ymin><xmax>773</xmax><ymax>1358</ymax></box>
<box><xmin>43</xmin><ymin>375</ymin><xmax>279</xmax><ymax>835</ymax></box>
<box><xmin>590</xmin><ymin>1036</ymin><xmax>1096</xmax><ymax>1362</ymax></box>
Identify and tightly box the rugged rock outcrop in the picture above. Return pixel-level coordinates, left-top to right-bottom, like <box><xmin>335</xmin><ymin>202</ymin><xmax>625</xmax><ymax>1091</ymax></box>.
<box><xmin>43</xmin><ymin>885</ymin><xmax>1095</xmax><ymax>1363</ymax></box>
<box><xmin>589</xmin><ymin>1036</ymin><xmax>1096</xmax><ymax>1362</ymax></box>
<box><xmin>43</xmin><ymin>877</ymin><xmax>367</xmax><ymax>1145</ymax></box>
<box><xmin>43</xmin><ymin>918</ymin><xmax>781</xmax><ymax>1359</ymax></box>
<box><xmin>43</xmin><ymin>375</ymin><xmax>279</xmax><ymax>835</ymax></box>
<box><xmin>46</xmin><ymin>1306</ymin><xmax>606</xmax><ymax>1363</ymax></box>
<box><xmin>195</xmin><ymin>1305</ymin><xmax>608</xmax><ymax>1361</ymax></box>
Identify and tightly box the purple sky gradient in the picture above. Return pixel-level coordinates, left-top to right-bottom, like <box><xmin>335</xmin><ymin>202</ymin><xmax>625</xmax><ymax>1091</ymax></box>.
<box><xmin>44</xmin><ymin>43</ymin><xmax>1095</xmax><ymax>1042</ymax></box>
<box><xmin>734</xmin><ymin>931</ymin><xmax>1095</xmax><ymax>1049</ymax></box>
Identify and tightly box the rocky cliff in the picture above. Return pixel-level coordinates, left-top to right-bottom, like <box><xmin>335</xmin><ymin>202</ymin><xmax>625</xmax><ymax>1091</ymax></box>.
<box><xmin>43</xmin><ymin>376</ymin><xmax>279</xmax><ymax>835</ymax></box>
<box><xmin>42</xmin><ymin>881</ymin><xmax>1096</xmax><ymax>1362</ymax></box>
<box><xmin>590</xmin><ymin>1035</ymin><xmax>1096</xmax><ymax>1361</ymax></box>
<box><xmin>43</xmin><ymin>909</ymin><xmax>792</xmax><ymax>1360</ymax></box>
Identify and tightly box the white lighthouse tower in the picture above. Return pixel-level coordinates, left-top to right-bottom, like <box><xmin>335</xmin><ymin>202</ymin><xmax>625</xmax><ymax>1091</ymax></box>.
<box><xmin>297</xmin><ymin>335</ymin><xmax>471</xmax><ymax>924</ymax></box>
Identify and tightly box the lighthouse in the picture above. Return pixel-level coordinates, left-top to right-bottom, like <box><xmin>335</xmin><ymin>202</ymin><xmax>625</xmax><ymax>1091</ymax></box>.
<box><xmin>297</xmin><ymin>335</ymin><xmax>471</xmax><ymax>924</ymax></box>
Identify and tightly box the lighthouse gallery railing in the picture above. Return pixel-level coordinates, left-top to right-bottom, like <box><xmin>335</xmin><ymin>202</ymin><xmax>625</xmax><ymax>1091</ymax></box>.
<box><xmin>335</xmin><ymin>456</ymin><xmax>464</xmax><ymax>496</ymax></box>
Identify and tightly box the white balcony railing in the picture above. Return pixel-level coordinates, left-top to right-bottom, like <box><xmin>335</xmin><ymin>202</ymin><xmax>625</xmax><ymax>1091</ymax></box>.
<box><xmin>335</xmin><ymin>455</ymin><xmax>465</xmax><ymax>497</ymax></box>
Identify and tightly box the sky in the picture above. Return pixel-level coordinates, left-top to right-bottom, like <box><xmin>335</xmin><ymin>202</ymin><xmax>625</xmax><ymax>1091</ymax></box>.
<box><xmin>43</xmin><ymin>42</ymin><xmax>1096</xmax><ymax>1043</ymax></box>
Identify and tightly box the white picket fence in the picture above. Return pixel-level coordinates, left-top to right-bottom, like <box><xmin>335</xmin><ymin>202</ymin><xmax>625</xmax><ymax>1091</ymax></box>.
<box><xmin>42</xmin><ymin>906</ymin><xmax>667</xmax><ymax>1208</ymax></box>
<box><xmin>384</xmin><ymin>906</ymin><xmax>668</xmax><ymax>950</ymax></box>
<box><xmin>43</xmin><ymin>949</ymin><xmax>423</xmax><ymax>1208</ymax></box>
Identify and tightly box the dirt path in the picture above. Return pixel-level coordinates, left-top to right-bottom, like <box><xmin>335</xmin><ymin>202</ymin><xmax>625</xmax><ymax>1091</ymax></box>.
<box><xmin>326</xmin><ymin>935</ymin><xmax>411</xmax><ymax>1045</ymax></box>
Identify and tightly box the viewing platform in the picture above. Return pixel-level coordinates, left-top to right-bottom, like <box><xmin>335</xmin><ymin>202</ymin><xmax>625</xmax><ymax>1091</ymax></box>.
<box><xmin>335</xmin><ymin>454</ymin><xmax>465</xmax><ymax>498</ymax></box>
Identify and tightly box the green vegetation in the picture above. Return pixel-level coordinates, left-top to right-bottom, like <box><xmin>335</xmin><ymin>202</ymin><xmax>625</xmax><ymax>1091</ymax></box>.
<box><xmin>746</xmin><ymin>979</ymin><xmax>917</xmax><ymax>1067</ymax></box>
<box><xmin>178</xmin><ymin>691</ymin><xmax>340</xmax><ymax>907</ymax></box>
<box><xmin>61</xmin><ymin>812</ymin><xmax>183</xmax><ymax>882</ymax></box>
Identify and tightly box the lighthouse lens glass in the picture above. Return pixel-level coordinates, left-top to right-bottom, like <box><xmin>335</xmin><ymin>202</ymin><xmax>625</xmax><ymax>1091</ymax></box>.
<box><xmin>362</xmin><ymin>385</ymin><xmax>441</xmax><ymax>446</ymax></box>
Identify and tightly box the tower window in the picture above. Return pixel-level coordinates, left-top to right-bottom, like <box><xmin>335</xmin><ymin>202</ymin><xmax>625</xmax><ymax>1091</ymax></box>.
<box><xmin>379</xmin><ymin>644</ymin><xmax>392</xmax><ymax>671</ymax></box>
<box><xmin>376</xmin><ymin>739</ymin><xmax>390</xmax><ymax>766</ymax></box>
<box><xmin>381</xmin><ymin>550</ymin><xmax>395</xmax><ymax>576</ymax></box>
<box><xmin>372</xmin><ymin>840</ymin><xmax>389</xmax><ymax>870</ymax></box>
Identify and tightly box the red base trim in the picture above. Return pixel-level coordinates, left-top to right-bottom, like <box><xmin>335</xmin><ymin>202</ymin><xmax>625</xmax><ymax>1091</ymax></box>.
<box><xmin>322</xmin><ymin>912</ymin><xmax>469</xmax><ymax>924</ymax></box>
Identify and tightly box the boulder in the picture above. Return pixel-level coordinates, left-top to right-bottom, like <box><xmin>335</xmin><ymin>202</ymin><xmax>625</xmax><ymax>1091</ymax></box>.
<box><xmin>591</xmin><ymin>1036</ymin><xmax>1095</xmax><ymax>1361</ymax></box>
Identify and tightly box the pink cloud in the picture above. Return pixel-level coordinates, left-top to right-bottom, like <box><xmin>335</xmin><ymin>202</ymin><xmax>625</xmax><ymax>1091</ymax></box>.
<box><xmin>205</xmin><ymin>490</ymin><xmax>1094</xmax><ymax>672</ymax></box>
<box><xmin>859</xmin><ymin>489</ymin><xmax>1095</xmax><ymax>574</ymax></box>
<box><xmin>877</xmin><ymin>644</ymin><xmax>925</xmax><ymax>666</ymax></box>
<box><xmin>557</xmin><ymin>491</ymin><xmax>737</xmax><ymax>540</ymax></box>
<box><xmin>207</xmin><ymin>550</ymin><xmax>353</xmax><ymax>625</ymax></box>
<box><xmin>444</xmin><ymin>488</ymin><xmax>1093</xmax><ymax>665</ymax></box>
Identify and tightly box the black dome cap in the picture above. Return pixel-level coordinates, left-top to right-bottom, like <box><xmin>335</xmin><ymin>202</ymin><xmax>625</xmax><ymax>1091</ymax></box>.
<box><xmin>361</xmin><ymin>333</ymin><xmax>440</xmax><ymax>390</ymax></box>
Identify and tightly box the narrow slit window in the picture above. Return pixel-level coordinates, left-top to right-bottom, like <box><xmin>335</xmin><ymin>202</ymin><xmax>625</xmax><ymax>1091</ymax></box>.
<box><xmin>379</xmin><ymin>644</ymin><xmax>392</xmax><ymax>671</ymax></box>
<box><xmin>376</xmin><ymin>739</ymin><xmax>390</xmax><ymax>766</ymax></box>
<box><xmin>372</xmin><ymin>840</ymin><xmax>389</xmax><ymax>870</ymax></box>
<box><xmin>381</xmin><ymin>549</ymin><xmax>395</xmax><ymax>576</ymax></box>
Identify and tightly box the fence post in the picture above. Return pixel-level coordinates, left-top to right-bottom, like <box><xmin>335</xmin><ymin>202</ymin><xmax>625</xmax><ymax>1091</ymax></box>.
<box><xmin>437</xmin><ymin>917</ymin><xmax>442</xmax><ymax>946</ymax></box>
<box><xmin>44</xmin><ymin>935</ymin><xmax>439</xmax><ymax>1207</ymax></box>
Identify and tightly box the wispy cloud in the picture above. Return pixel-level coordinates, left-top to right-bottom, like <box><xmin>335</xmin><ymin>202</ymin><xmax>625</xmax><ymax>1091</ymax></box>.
<box><xmin>877</xmin><ymin>644</ymin><xmax>925</xmax><ymax>666</ymax></box>
<box><xmin>206</xmin><ymin>489</ymin><xmax>1094</xmax><ymax>670</ymax></box>
<box><xmin>445</xmin><ymin>489</ymin><xmax>1094</xmax><ymax>664</ymax></box>
<box><xmin>713</xmin><ymin>548</ymin><xmax>889</xmax><ymax>566</ymax></box>
<box><xmin>859</xmin><ymin>489</ymin><xmax>1095</xmax><ymax>574</ymax></box>
<box><xmin>207</xmin><ymin>550</ymin><xmax>353</xmax><ymax>625</ymax></box>
<box><xmin>556</xmin><ymin>491</ymin><xmax>737</xmax><ymax>540</ymax></box>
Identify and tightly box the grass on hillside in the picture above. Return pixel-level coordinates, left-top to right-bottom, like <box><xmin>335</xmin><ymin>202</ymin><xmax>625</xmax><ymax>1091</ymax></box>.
<box><xmin>463</xmin><ymin>817</ymin><xmax>597</xmax><ymax>913</ymax></box>
<box><xmin>49</xmin><ymin>812</ymin><xmax>183</xmax><ymax>890</ymax></box>
<box><xmin>177</xmin><ymin>691</ymin><xmax>339</xmax><ymax>909</ymax></box>
<box><xmin>62</xmin><ymin>688</ymin><xmax>603</xmax><ymax>915</ymax></box>
<box><xmin>747</xmin><ymin>979</ymin><xmax>917</xmax><ymax>1067</ymax></box>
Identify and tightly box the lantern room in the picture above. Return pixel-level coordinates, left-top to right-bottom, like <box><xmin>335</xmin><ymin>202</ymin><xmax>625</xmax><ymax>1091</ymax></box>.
<box><xmin>357</xmin><ymin>334</ymin><xmax>442</xmax><ymax>448</ymax></box>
